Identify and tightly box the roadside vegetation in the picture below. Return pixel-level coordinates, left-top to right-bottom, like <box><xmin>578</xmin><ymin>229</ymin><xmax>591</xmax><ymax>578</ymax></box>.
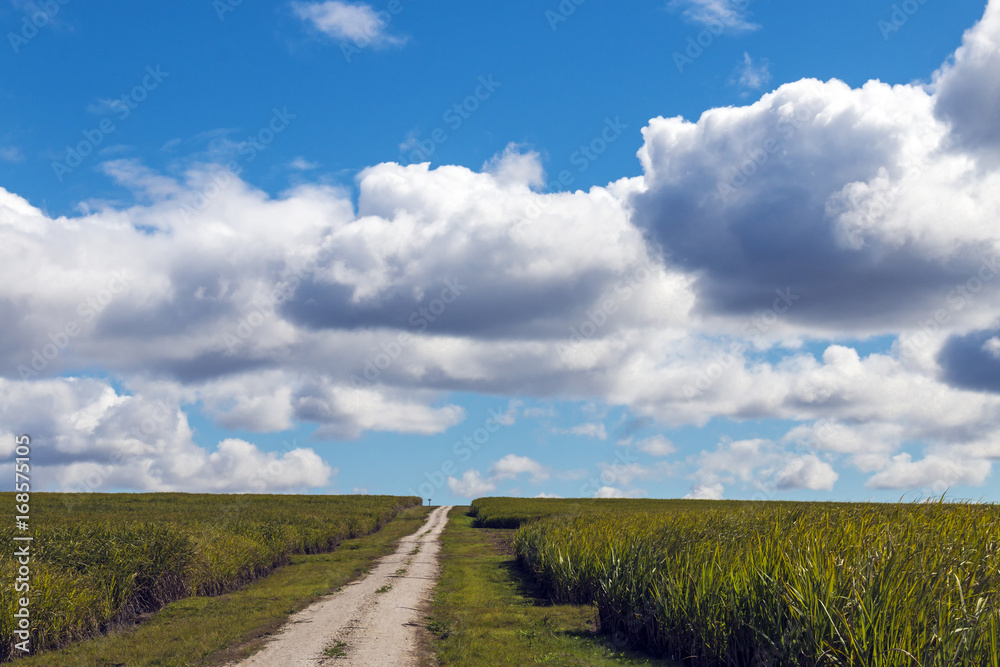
<box><xmin>424</xmin><ymin>507</ymin><xmax>675</xmax><ymax>666</ymax></box>
<box><xmin>469</xmin><ymin>497</ymin><xmax>1000</xmax><ymax>666</ymax></box>
<box><xmin>469</xmin><ymin>497</ymin><xmax>735</xmax><ymax>529</ymax></box>
<box><xmin>0</xmin><ymin>492</ymin><xmax>420</xmax><ymax>662</ymax></box>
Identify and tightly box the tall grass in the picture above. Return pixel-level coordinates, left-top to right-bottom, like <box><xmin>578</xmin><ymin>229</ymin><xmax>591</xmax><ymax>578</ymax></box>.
<box><xmin>505</xmin><ymin>499</ymin><xmax>1000</xmax><ymax>666</ymax></box>
<box><xmin>0</xmin><ymin>493</ymin><xmax>419</xmax><ymax>662</ymax></box>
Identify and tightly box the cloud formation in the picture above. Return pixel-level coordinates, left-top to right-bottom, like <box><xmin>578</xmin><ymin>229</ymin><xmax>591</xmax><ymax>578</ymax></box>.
<box><xmin>292</xmin><ymin>1</ymin><xmax>406</xmax><ymax>47</ymax></box>
<box><xmin>3</xmin><ymin>2</ymin><xmax>1000</xmax><ymax>497</ymax></box>
<box><xmin>446</xmin><ymin>455</ymin><xmax>550</xmax><ymax>498</ymax></box>
<box><xmin>0</xmin><ymin>377</ymin><xmax>333</xmax><ymax>492</ymax></box>
<box><xmin>669</xmin><ymin>0</ymin><xmax>758</xmax><ymax>32</ymax></box>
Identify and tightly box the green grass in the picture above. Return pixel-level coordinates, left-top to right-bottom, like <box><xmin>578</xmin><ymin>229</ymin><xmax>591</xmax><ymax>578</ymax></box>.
<box><xmin>0</xmin><ymin>493</ymin><xmax>419</xmax><ymax>662</ymax></box>
<box><xmin>322</xmin><ymin>640</ymin><xmax>348</xmax><ymax>658</ymax></box>
<box><xmin>424</xmin><ymin>507</ymin><xmax>676</xmax><ymax>666</ymax></box>
<box><xmin>503</xmin><ymin>498</ymin><xmax>1000</xmax><ymax>666</ymax></box>
<box><xmin>8</xmin><ymin>505</ymin><xmax>430</xmax><ymax>666</ymax></box>
<box><xmin>470</xmin><ymin>496</ymin><xmax>761</xmax><ymax>529</ymax></box>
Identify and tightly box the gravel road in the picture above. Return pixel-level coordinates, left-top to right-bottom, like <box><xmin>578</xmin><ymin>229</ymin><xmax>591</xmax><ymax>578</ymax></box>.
<box><xmin>232</xmin><ymin>505</ymin><xmax>453</xmax><ymax>667</ymax></box>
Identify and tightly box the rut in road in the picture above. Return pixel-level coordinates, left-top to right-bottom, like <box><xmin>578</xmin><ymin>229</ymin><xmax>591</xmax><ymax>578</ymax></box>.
<box><xmin>231</xmin><ymin>505</ymin><xmax>453</xmax><ymax>667</ymax></box>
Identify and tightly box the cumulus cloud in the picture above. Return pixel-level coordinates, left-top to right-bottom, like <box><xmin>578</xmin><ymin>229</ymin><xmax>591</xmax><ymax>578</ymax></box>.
<box><xmin>986</xmin><ymin>337</ymin><xmax>1000</xmax><ymax>359</ymax></box>
<box><xmin>4</xmin><ymin>3</ymin><xmax>1000</xmax><ymax>497</ymax></box>
<box><xmin>632</xmin><ymin>76</ymin><xmax>1000</xmax><ymax>333</ymax></box>
<box><xmin>938</xmin><ymin>328</ymin><xmax>1000</xmax><ymax>393</ymax></box>
<box><xmin>774</xmin><ymin>454</ymin><xmax>838</xmax><ymax>491</ymax></box>
<box><xmin>490</xmin><ymin>454</ymin><xmax>549</xmax><ymax>482</ymax></box>
<box><xmin>684</xmin><ymin>482</ymin><xmax>723</xmax><ymax>500</ymax></box>
<box><xmin>447</xmin><ymin>454</ymin><xmax>549</xmax><ymax>498</ymax></box>
<box><xmin>0</xmin><ymin>377</ymin><xmax>333</xmax><ymax>492</ymax></box>
<box><xmin>597</xmin><ymin>460</ymin><xmax>675</xmax><ymax>486</ymax></box>
<box><xmin>447</xmin><ymin>469</ymin><xmax>495</xmax><ymax>498</ymax></box>
<box><xmin>292</xmin><ymin>1</ymin><xmax>405</xmax><ymax>47</ymax></box>
<box><xmin>634</xmin><ymin>435</ymin><xmax>676</xmax><ymax>456</ymax></box>
<box><xmin>483</xmin><ymin>143</ymin><xmax>546</xmax><ymax>190</ymax></box>
<box><xmin>687</xmin><ymin>437</ymin><xmax>838</xmax><ymax>498</ymax></box>
<box><xmin>933</xmin><ymin>0</ymin><xmax>1000</xmax><ymax>154</ymax></box>
<box><xmin>867</xmin><ymin>453</ymin><xmax>990</xmax><ymax>490</ymax></box>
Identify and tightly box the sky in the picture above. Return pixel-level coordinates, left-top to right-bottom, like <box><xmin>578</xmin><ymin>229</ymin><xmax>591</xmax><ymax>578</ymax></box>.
<box><xmin>2</xmin><ymin>0</ymin><xmax>999</xmax><ymax>504</ymax></box>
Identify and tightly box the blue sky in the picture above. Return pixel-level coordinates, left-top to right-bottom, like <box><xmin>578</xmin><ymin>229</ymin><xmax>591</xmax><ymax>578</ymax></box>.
<box><xmin>2</xmin><ymin>0</ymin><xmax>1000</xmax><ymax>503</ymax></box>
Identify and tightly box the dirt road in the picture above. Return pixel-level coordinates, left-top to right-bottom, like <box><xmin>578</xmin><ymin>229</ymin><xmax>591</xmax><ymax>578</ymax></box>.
<box><xmin>232</xmin><ymin>505</ymin><xmax>453</xmax><ymax>667</ymax></box>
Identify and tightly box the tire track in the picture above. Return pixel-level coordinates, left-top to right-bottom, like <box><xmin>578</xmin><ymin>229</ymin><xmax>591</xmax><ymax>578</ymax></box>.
<box><xmin>232</xmin><ymin>505</ymin><xmax>453</xmax><ymax>667</ymax></box>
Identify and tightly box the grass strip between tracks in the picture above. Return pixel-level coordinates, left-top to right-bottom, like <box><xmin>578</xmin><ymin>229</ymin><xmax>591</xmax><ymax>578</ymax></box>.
<box><xmin>423</xmin><ymin>507</ymin><xmax>675</xmax><ymax>667</ymax></box>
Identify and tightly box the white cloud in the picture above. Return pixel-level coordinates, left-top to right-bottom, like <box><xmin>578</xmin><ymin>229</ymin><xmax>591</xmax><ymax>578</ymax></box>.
<box><xmin>447</xmin><ymin>470</ymin><xmax>496</xmax><ymax>498</ymax></box>
<box><xmin>594</xmin><ymin>485</ymin><xmax>627</xmax><ymax>498</ymax></box>
<box><xmin>635</xmin><ymin>435</ymin><xmax>676</xmax><ymax>456</ymax></box>
<box><xmin>447</xmin><ymin>454</ymin><xmax>550</xmax><ymax>498</ymax></box>
<box><xmin>0</xmin><ymin>377</ymin><xmax>333</xmax><ymax>492</ymax></box>
<box><xmin>523</xmin><ymin>406</ymin><xmax>557</xmax><ymax>419</ymax></box>
<box><xmin>669</xmin><ymin>0</ymin><xmax>759</xmax><ymax>32</ymax></box>
<box><xmin>292</xmin><ymin>1</ymin><xmax>405</xmax><ymax>47</ymax></box>
<box><xmin>684</xmin><ymin>482</ymin><xmax>723</xmax><ymax>500</ymax></box>
<box><xmin>0</xmin><ymin>147</ymin><xmax>23</xmax><ymax>163</ymax></box>
<box><xmin>597</xmin><ymin>460</ymin><xmax>675</xmax><ymax>486</ymax></box>
<box><xmin>555</xmin><ymin>422</ymin><xmax>608</xmax><ymax>440</ymax></box>
<box><xmin>490</xmin><ymin>454</ymin><xmax>549</xmax><ymax>482</ymax></box>
<box><xmin>984</xmin><ymin>337</ymin><xmax>1000</xmax><ymax>359</ymax></box>
<box><xmin>774</xmin><ymin>454</ymin><xmax>838</xmax><ymax>491</ymax></box>
<box><xmin>933</xmin><ymin>0</ymin><xmax>1000</xmax><ymax>153</ymax></box>
<box><xmin>483</xmin><ymin>144</ymin><xmax>545</xmax><ymax>190</ymax></box>
<box><xmin>492</xmin><ymin>399</ymin><xmax>523</xmax><ymax>426</ymax></box>
<box><xmin>534</xmin><ymin>492</ymin><xmax>562</xmax><ymax>498</ymax></box>
<box><xmin>4</xmin><ymin>3</ymin><xmax>1000</xmax><ymax>497</ymax></box>
<box><xmin>289</xmin><ymin>156</ymin><xmax>319</xmax><ymax>171</ymax></box>
<box><xmin>687</xmin><ymin>437</ymin><xmax>839</xmax><ymax>497</ymax></box>
<box><xmin>735</xmin><ymin>52</ymin><xmax>770</xmax><ymax>90</ymax></box>
<box><xmin>867</xmin><ymin>453</ymin><xmax>990</xmax><ymax>490</ymax></box>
